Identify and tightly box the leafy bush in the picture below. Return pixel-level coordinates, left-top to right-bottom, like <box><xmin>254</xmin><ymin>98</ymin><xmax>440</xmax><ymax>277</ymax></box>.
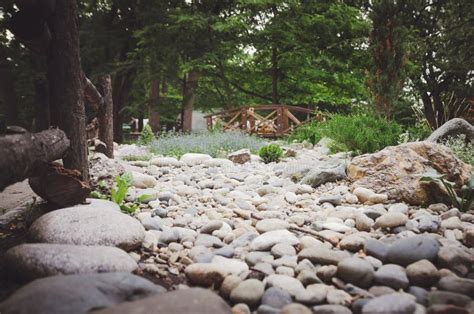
<box><xmin>259</xmin><ymin>144</ymin><xmax>284</xmax><ymax>164</ymax></box>
<box><xmin>149</xmin><ymin>131</ymin><xmax>267</xmax><ymax>158</ymax></box>
<box><xmin>288</xmin><ymin>122</ymin><xmax>323</xmax><ymax>145</ymax></box>
<box><xmin>399</xmin><ymin>123</ymin><xmax>432</xmax><ymax>143</ymax></box>
<box><xmin>289</xmin><ymin>114</ymin><xmax>402</xmax><ymax>155</ymax></box>
<box><xmin>442</xmin><ymin>135</ymin><xmax>473</xmax><ymax>166</ymax></box>
<box><xmin>138</xmin><ymin>124</ymin><xmax>155</xmax><ymax>145</ymax></box>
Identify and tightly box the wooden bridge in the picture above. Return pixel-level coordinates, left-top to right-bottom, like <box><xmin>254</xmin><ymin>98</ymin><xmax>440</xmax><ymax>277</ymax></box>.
<box><xmin>204</xmin><ymin>104</ymin><xmax>319</xmax><ymax>137</ymax></box>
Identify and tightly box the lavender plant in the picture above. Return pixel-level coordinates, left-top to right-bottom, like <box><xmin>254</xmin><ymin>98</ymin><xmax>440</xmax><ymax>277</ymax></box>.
<box><xmin>149</xmin><ymin>131</ymin><xmax>268</xmax><ymax>158</ymax></box>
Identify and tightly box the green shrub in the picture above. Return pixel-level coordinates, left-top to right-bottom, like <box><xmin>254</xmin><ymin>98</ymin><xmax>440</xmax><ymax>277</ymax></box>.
<box><xmin>288</xmin><ymin>122</ymin><xmax>323</xmax><ymax>145</ymax></box>
<box><xmin>138</xmin><ymin>124</ymin><xmax>155</xmax><ymax>145</ymax></box>
<box><xmin>442</xmin><ymin>135</ymin><xmax>473</xmax><ymax>166</ymax></box>
<box><xmin>399</xmin><ymin>123</ymin><xmax>432</xmax><ymax>143</ymax></box>
<box><xmin>322</xmin><ymin>114</ymin><xmax>402</xmax><ymax>155</ymax></box>
<box><xmin>259</xmin><ymin>144</ymin><xmax>284</xmax><ymax>163</ymax></box>
<box><xmin>288</xmin><ymin>114</ymin><xmax>402</xmax><ymax>155</ymax></box>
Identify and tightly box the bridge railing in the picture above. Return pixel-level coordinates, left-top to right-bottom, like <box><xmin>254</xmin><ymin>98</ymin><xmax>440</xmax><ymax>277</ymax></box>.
<box><xmin>204</xmin><ymin>104</ymin><xmax>318</xmax><ymax>137</ymax></box>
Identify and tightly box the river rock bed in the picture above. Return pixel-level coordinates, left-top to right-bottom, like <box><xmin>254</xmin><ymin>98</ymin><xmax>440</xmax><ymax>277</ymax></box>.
<box><xmin>1</xmin><ymin>141</ymin><xmax>473</xmax><ymax>314</ymax></box>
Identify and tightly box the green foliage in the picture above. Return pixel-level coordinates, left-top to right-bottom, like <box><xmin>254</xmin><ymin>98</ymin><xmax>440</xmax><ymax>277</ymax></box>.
<box><xmin>326</xmin><ymin>114</ymin><xmax>402</xmax><ymax>154</ymax></box>
<box><xmin>398</xmin><ymin>123</ymin><xmax>432</xmax><ymax>143</ymax></box>
<box><xmin>121</xmin><ymin>155</ymin><xmax>152</xmax><ymax>162</ymax></box>
<box><xmin>442</xmin><ymin>135</ymin><xmax>474</xmax><ymax>166</ymax></box>
<box><xmin>288</xmin><ymin>122</ymin><xmax>323</xmax><ymax>145</ymax></box>
<box><xmin>138</xmin><ymin>124</ymin><xmax>155</xmax><ymax>145</ymax></box>
<box><xmin>420</xmin><ymin>171</ymin><xmax>473</xmax><ymax>212</ymax></box>
<box><xmin>111</xmin><ymin>173</ymin><xmax>133</xmax><ymax>206</ymax></box>
<box><xmin>259</xmin><ymin>144</ymin><xmax>284</xmax><ymax>164</ymax></box>
<box><xmin>149</xmin><ymin>131</ymin><xmax>267</xmax><ymax>158</ymax></box>
<box><xmin>289</xmin><ymin>114</ymin><xmax>402</xmax><ymax>155</ymax></box>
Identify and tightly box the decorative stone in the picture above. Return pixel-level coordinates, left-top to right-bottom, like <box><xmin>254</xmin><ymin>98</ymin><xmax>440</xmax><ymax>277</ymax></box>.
<box><xmin>387</xmin><ymin>235</ymin><xmax>440</xmax><ymax>266</ymax></box>
<box><xmin>261</xmin><ymin>287</ymin><xmax>292</xmax><ymax>309</ymax></box>
<box><xmin>256</xmin><ymin>219</ymin><xmax>290</xmax><ymax>233</ymax></box>
<box><xmin>96</xmin><ymin>287</ymin><xmax>231</xmax><ymax>314</ymax></box>
<box><xmin>4</xmin><ymin>244</ymin><xmax>137</xmax><ymax>282</ymax></box>
<box><xmin>362</xmin><ymin>293</ymin><xmax>416</xmax><ymax>314</ymax></box>
<box><xmin>0</xmin><ymin>272</ymin><xmax>164</xmax><ymax>314</ymax></box>
<box><xmin>29</xmin><ymin>204</ymin><xmax>145</xmax><ymax>251</ymax></box>
<box><xmin>264</xmin><ymin>274</ymin><xmax>306</xmax><ymax>297</ymax></box>
<box><xmin>251</xmin><ymin>230</ymin><xmax>299</xmax><ymax>251</ymax></box>
<box><xmin>375</xmin><ymin>212</ymin><xmax>408</xmax><ymax>229</ymax></box>
<box><xmin>228</xmin><ymin>149</ymin><xmax>251</xmax><ymax>164</ymax></box>
<box><xmin>230</xmin><ymin>279</ymin><xmax>265</xmax><ymax>307</ymax></box>
<box><xmin>406</xmin><ymin>259</ymin><xmax>440</xmax><ymax>288</ymax></box>
<box><xmin>337</xmin><ymin>257</ymin><xmax>374</xmax><ymax>288</ymax></box>
<box><xmin>374</xmin><ymin>264</ymin><xmax>409</xmax><ymax>290</ymax></box>
<box><xmin>299</xmin><ymin>247</ymin><xmax>351</xmax><ymax>265</ymax></box>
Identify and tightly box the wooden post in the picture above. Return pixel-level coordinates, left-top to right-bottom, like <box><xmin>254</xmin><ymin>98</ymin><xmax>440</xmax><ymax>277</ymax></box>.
<box><xmin>248</xmin><ymin>108</ymin><xmax>255</xmax><ymax>133</ymax></box>
<box><xmin>276</xmin><ymin>107</ymin><xmax>284</xmax><ymax>136</ymax></box>
<box><xmin>281</xmin><ymin>106</ymin><xmax>289</xmax><ymax>134</ymax></box>
<box><xmin>97</xmin><ymin>74</ymin><xmax>114</xmax><ymax>158</ymax></box>
<box><xmin>240</xmin><ymin>107</ymin><xmax>248</xmax><ymax>131</ymax></box>
<box><xmin>207</xmin><ymin>117</ymin><xmax>213</xmax><ymax>130</ymax></box>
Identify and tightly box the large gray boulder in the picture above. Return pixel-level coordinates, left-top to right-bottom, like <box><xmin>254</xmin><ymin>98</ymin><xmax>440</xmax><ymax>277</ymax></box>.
<box><xmin>281</xmin><ymin>158</ymin><xmax>346</xmax><ymax>187</ymax></box>
<box><xmin>4</xmin><ymin>243</ymin><xmax>138</xmax><ymax>282</ymax></box>
<box><xmin>426</xmin><ymin>118</ymin><xmax>474</xmax><ymax>142</ymax></box>
<box><xmin>95</xmin><ymin>287</ymin><xmax>231</xmax><ymax>314</ymax></box>
<box><xmin>0</xmin><ymin>272</ymin><xmax>165</xmax><ymax>314</ymax></box>
<box><xmin>29</xmin><ymin>202</ymin><xmax>145</xmax><ymax>251</ymax></box>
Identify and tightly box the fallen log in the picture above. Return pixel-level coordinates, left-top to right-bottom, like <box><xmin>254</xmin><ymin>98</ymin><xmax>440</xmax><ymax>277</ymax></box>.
<box><xmin>426</xmin><ymin>118</ymin><xmax>474</xmax><ymax>142</ymax></box>
<box><xmin>29</xmin><ymin>163</ymin><xmax>91</xmax><ymax>208</ymax></box>
<box><xmin>0</xmin><ymin>128</ymin><xmax>69</xmax><ymax>191</ymax></box>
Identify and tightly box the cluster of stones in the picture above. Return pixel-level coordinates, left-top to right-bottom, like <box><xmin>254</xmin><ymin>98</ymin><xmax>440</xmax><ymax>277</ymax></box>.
<box><xmin>1</xmin><ymin>142</ymin><xmax>473</xmax><ymax>314</ymax></box>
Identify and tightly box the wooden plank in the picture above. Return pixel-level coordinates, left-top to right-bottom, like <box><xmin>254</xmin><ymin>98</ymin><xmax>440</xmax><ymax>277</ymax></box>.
<box><xmin>287</xmin><ymin>110</ymin><xmax>301</xmax><ymax>125</ymax></box>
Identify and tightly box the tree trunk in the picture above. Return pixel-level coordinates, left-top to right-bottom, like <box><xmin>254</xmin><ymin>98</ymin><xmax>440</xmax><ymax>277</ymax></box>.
<box><xmin>182</xmin><ymin>70</ymin><xmax>200</xmax><ymax>133</ymax></box>
<box><xmin>34</xmin><ymin>79</ymin><xmax>50</xmax><ymax>131</ymax></box>
<box><xmin>148</xmin><ymin>78</ymin><xmax>160</xmax><ymax>133</ymax></box>
<box><xmin>47</xmin><ymin>0</ymin><xmax>88</xmax><ymax>181</ymax></box>
<box><xmin>421</xmin><ymin>92</ymin><xmax>436</xmax><ymax>130</ymax></box>
<box><xmin>0</xmin><ymin>128</ymin><xmax>70</xmax><ymax>191</ymax></box>
<box><xmin>271</xmin><ymin>46</ymin><xmax>279</xmax><ymax>104</ymax></box>
<box><xmin>0</xmin><ymin>49</ymin><xmax>18</xmax><ymax>125</ymax></box>
<box><xmin>112</xmin><ymin>70</ymin><xmax>134</xmax><ymax>143</ymax></box>
<box><xmin>97</xmin><ymin>74</ymin><xmax>114</xmax><ymax>158</ymax></box>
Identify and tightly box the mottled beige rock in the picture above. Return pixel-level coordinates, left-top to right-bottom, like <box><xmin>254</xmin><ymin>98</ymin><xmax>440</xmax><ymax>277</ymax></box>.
<box><xmin>347</xmin><ymin>142</ymin><xmax>472</xmax><ymax>205</ymax></box>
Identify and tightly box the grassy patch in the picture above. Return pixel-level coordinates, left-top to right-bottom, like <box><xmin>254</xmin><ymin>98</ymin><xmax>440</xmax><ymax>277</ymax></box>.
<box><xmin>149</xmin><ymin>131</ymin><xmax>268</xmax><ymax>158</ymax></box>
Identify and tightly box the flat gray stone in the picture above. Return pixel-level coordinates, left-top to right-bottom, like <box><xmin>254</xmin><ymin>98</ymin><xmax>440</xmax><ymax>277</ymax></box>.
<box><xmin>298</xmin><ymin>247</ymin><xmax>351</xmax><ymax>265</ymax></box>
<box><xmin>4</xmin><ymin>243</ymin><xmax>138</xmax><ymax>282</ymax></box>
<box><xmin>29</xmin><ymin>204</ymin><xmax>145</xmax><ymax>251</ymax></box>
<box><xmin>362</xmin><ymin>293</ymin><xmax>416</xmax><ymax>314</ymax></box>
<box><xmin>337</xmin><ymin>257</ymin><xmax>374</xmax><ymax>288</ymax></box>
<box><xmin>374</xmin><ymin>264</ymin><xmax>409</xmax><ymax>290</ymax></box>
<box><xmin>0</xmin><ymin>272</ymin><xmax>164</xmax><ymax>314</ymax></box>
<box><xmin>95</xmin><ymin>287</ymin><xmax>231</xmax><ymax>314</ymax></box>
<box><xmin>387</xmin><ymin>235</ymin><xmax>440</xmax><ymax>266</ymax></box>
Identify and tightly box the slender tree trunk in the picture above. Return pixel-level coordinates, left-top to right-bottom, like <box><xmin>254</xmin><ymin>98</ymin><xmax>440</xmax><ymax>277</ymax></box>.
<box><xmin>112</xmin><ymin>71</ymin><xmax>134</xmax><ymax>143</ymax></box>
<box><xmin>97</xmin><ymin>74</ymin><xmax>114</xmax><ymax>158</ymax></box>
<box><xmin>47</xmin><ymin>0</ymin><xmax>88</xmax><ymax>181</ymax></box>
<box><xmin>271</xmin><ymin>46</ymin><xmax>279</xmax><ymax>104</ymax></box>
<box><xmin>0</xmin><ymin>49</ymin><xmax>18</xmax><ymax>125</ymax></box>
<box><xmin>148</xmin><ymin>78</ymin><xmax>160</xmax><ymax>133</ymax></box>
<box><xmin>34</xmin><ymin>79</ymin><xmax>50</xmax><ymax>131</ymax></box>
<box><xmin>182</xmin><ymin>70</ymin><xmax>200</xmax><ymax>133</ymax></box>
<box><xmin>421</xmin><ymin>92</ymin><xmax>436</xmax><ymax>130</ymax></box>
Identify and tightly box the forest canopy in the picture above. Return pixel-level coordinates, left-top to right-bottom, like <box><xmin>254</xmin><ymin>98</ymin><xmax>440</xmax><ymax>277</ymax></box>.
<box><xmin>0</xmin><ymin>0</ymin><xmax>472</xmax><ymax>139</ymax></box>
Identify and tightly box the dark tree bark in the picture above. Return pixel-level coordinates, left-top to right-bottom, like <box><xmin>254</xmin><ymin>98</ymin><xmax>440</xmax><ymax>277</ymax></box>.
<box><xmin>112</xmin><ymin>70</ymin><xmax>134</xmax><ymax>143</ymax></box>
<box><xmin>182</xmin><ymin>70</ymin><xmax>200</xmax><ymax>133</ymax></box>
<box><xmin>148</xmin><ymin>78</ymin><xmax>160</xmax><ymax>133</ymax></box>
<box><xmin>47</xmin><ymin>0</ymin><xmax>88</xmax><ymax>181</ymax></box>
<box><xmin>34</xmin><ymin>79</ymin><xmax>50</xmax><ymax>131</ymax></box>
<box><xmin>271</xmin><ymin>46</ymin><xmax>279</xmax><ymax>104</ymax></box>
<box><xmin>0</xmin><ymin>48</ymin><xmax>18</xmax><ymax>125</ymax></box>
<box><xmin>29</xmin><ymin>163</ymin><xmax>91</xmax><ymax>208</ymax></box>
<box><xmin>97</xmin><ymin>74</ymin><xmax>114</xmax><ymax>158</ymax></box>
<box><xmin>0</xmin><ymin>128</ymin><xmax>70</xmax><ymax>191</ymax></box>
<box><xmin>84</xmin><ymin>76</ymin><xmax>103</xmax><ymax>112</ymax></box>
